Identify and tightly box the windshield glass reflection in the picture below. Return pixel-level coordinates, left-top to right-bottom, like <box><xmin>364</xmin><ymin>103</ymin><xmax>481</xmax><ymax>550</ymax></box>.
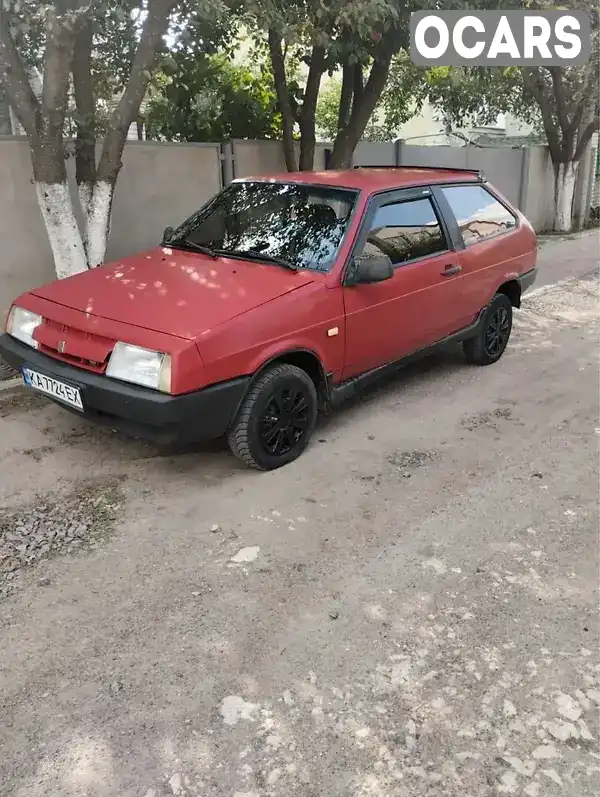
<box><xmin>167</xmin><ymin>181</ymin><xmax>358</xmax><ymax>272</ymax></box>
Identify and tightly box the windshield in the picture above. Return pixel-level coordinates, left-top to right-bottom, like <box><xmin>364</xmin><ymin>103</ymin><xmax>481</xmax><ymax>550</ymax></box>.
<box><xmin>165</xmin><ymin>180</ymin><xmax>358</xmax><ymax>272</ymax></box>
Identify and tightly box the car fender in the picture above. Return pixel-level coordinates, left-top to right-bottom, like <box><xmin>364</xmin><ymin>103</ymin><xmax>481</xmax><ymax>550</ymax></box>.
<box><xmin>226</xmin><ymin>342</ymin><xmax>330</xmax><ymax>425</ymax></box>
<box><xmin>486</xmin><ymin>266</ymin><xmax>521</xmax><ymax>303</ymax></box>
<box><xmin>246</xmin><ymin>338</ymin><xmax>329</xmax><ymax>380</ymax></box>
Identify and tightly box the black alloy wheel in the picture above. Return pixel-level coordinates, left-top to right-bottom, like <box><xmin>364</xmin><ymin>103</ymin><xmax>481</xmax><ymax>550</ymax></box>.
<box><xmin>463</xmin><ymin>293</ymin><xmax>513</xmax><ymax>366</ymax></box>
<box><xmin>484</xmin><ymin>305</ymin><xmax>511</xmax><ymax>358</ymax></box>
<box><xmin>228</xmin><ymin>363</ymin><xmax>318</xmax><ymax>470</ymax></box>
<box><xmin>259</xmin><ymin>386</ymin><xmax>311</xmax><ymax>457</ymax></box>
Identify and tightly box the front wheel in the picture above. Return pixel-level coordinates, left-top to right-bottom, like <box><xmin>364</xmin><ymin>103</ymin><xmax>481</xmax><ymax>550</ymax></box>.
<box><xmin>463</xmin><ymin>293</ymin><xmax>513</xmax><ymax>366</ymax></box>
<box><xmin>227</xmin><ymin>363</ymin><xmax>318</xmax><ymax>470</ymax></box>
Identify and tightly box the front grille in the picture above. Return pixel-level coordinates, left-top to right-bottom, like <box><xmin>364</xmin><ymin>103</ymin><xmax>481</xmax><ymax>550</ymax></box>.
<box><xmin>36</xmin><ymin>320</ymin><xmax>114</xmax><ymax>374</ymax></box>
<box><xmin>38</xmin><ymin>344</ymin><xmax>107</xmax><ymax>373</ymax></box>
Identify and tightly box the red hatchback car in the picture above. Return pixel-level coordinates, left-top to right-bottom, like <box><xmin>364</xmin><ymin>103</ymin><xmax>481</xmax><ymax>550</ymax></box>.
<box><xmin>1</xmin><ymin>166</ymin><xmax>537</xmax><ymax>470</ymax></box>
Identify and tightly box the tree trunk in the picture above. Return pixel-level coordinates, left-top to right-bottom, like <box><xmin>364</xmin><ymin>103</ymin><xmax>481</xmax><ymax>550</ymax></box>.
<box><xmin>553</xmin><ymin>161</ymin><xmax>578</xmax><ymax>232</ymax></box>
<box><xmin>337</xmin><ymin>60</ymin><xmax>353</xmax><ymax>134</ymax></box>
<box><xmin>329</xmin><ymin>57</ymin><xmax>391</xmax><ymax>169</ymax></box>
<box><xmin>351</xmin><ymin>62</ymin><xmax>364</xmax><ymax>114</ymax></box>
<box><xmin>72</xmin><ymin>15</ymin><xmax>96</xmax><ymax>248</ymax></box>
<box><xmin>31</xmin><ymin>138</ymin><xmax>88</xmax><ymax>279</ymax></box>
<box><xmin>74</xmin><ymin>0</ymin><xmax>173</xmax><ymax>269</ymax></box>
<box><xmin>298</xmin><ymin>44</ymin><xmax>325</xmax><ymax>171</ymax></box>
<box><xmin>2</xmin><ymin>0</ymin><xmax>173</xmax><ymax>278</ymax></box>
<box><xmin>268</xmin><ymin>29</ymin><xmax>297</xmax><ymax>172</ymax></box>
<box><xmin>84</xmin><ymin>179</ymin><xmax>116</xmax><ymax>267</ymax></box>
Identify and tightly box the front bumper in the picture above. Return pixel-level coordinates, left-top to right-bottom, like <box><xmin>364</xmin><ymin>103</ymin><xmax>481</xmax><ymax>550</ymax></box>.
<box><xmin>0</xmin><ymin>334</ymin><xmax>249</xmax><ymax>444</ymax></box>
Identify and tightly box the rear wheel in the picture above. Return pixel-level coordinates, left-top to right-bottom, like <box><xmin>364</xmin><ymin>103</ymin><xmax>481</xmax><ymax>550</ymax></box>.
<box><xmin>463</xmin><ymin>293</ymin><xmax>513</xmax><ymax>366</ymax></box>
<box><xmin>227</xmin><ymin>363</ymin><xmax>318</xmax><ymax>470</ymax></box>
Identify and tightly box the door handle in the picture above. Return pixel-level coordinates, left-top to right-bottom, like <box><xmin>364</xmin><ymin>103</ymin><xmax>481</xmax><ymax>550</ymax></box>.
<box><xmin>441</xmin><ymin>264</ymin><xmax>462</xmax><ymax>277</ymax></box>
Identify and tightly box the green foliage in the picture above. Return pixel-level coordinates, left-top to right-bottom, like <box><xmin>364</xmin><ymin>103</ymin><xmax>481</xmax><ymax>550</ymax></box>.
<box><xmin>380</xmin><ymin>51</ymin><xmax>428</xmax><ymax>131</ymax></box>
<box><xmin>316</xmin><ymin>77</ymin><xmax>399</xmax><ymax>142</ymax></box>
<box><xmin>314</xmin><ymin>79</ymin><xmax>343</xmax><ymax>141</ymax></box>
<box><xmin>145</xmin><ymin>52</ymin><xmax>282</xmax><ymax>141</ymax></box>
<box><xmin>424</xmin><ymin>66</ymin><xmax>540</xmax><ymax>130</ymax></box>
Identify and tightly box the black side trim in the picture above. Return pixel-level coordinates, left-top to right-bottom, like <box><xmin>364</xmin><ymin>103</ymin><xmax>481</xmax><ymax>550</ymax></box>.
<box><xmin>518</xmin><ymin>267</ymin><xmax>538</xmax><ymax>295</ymax></box>
<box><xmin>329</xmin><ymin>314</ymin><xmax>485</xmax><ymax>408</ymax></box>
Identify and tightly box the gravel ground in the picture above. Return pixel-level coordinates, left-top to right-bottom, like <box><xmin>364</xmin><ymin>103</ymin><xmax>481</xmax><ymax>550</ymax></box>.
<box><xmin>0</xmin><ymin>239</ymin><xmax>598</xmax><ymax>797</ymax></box>
<box><xmin>0</xmin><ymin>478</ymin><xmax>124</xmax><ymax>596</ymax></box>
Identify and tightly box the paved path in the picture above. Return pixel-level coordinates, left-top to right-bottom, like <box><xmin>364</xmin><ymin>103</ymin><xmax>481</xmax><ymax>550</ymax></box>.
<box><xmin>0</xmin><ymin>238</ymin><xmax>598</xmax><ymax>797</ymax></box>
<box><xmin>535</xmin><ymin>229</ymin><xmax>599</xmax><ymax>288</ymax></box>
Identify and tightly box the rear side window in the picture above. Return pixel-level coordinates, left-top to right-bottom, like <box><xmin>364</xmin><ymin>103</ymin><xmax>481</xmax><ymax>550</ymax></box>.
<box><xmin>361</xmin><ymin>197</ymin><xmax>447</xmax><ymax>265</ymax></box>
<box><xmin>441</xmin><ymin>185</ymin><xmax>516</xmax><ymax>246</ymax></box>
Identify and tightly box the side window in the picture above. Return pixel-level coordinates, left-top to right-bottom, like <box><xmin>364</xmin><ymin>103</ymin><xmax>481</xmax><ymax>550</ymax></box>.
<box><xmin>361</xmin><ymin>197</ymin><xmax>447</xmax><ymax>265</ymax></box>
<box><xmin>441</xmin><ymin>185</ymin><xmax>516</xmax><ymax>246</ymax></box>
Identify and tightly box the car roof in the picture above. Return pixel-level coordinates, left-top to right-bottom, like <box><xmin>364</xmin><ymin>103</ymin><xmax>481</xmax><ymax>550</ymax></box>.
<box><xmin>235</xmin><ymin>167</ymin><xmax>483</xmax><ymax>193</ymax></box>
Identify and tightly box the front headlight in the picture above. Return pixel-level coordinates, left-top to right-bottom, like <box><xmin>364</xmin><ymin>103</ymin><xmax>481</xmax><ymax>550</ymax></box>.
<box><xmin>6</xmin><ymin>306</ymin><xmax>42</xmax><ymax>349</ymax></box>
<box><xmin>106</xmin><ymin>342</ymin><xmax>172</xmax><ymax>393</ymax></box>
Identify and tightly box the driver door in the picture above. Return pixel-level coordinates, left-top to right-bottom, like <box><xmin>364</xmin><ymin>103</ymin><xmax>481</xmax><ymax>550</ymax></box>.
<box><xmin>342</xmin><ymin>187</ymin><xmax>461</xmax><ymax>380</ymax></box>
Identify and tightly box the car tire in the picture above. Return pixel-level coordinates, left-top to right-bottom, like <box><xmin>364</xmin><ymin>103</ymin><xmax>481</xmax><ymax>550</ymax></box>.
<box><xmin>227</xmin><ymin>363</ymin><xmax>318</xmax><ymax>470</ymax></box>
<box><xmin>463</xmin><ymin>293</ymin><xmax>513</xmax><ymax>366</ymax></box>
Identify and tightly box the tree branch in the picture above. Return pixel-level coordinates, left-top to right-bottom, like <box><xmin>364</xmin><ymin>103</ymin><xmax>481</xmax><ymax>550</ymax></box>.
<box><xmin>521</xmin><ymin>67</ymin><xmax>562</xmax><ymax>163</ymax></box>
<box><xmin>548</xmin><ymin>67</ymin><xmax>569</xmax><ymax>135</ymax></box>
<box><xmin>42</xmin><ymin>5</ymin><xmax>77</xmax><ymax>140</ymax></box>
<box><xmin>268</xmin><ymin>27</ymin><xmax>297</xmax><ymax>171</ymax></box>
<box><xmin>573</xmin><ymin>114</ymin><xmax>600</xmax><ymax>163</ymax></box>
<box><xmin>351</xmin><ymin>61</ymin><xmax>363</xmax><ymax>115</ymax></box>
<box><xmin>96</xmin><ymin>0</ymin><xmax>175</xmax><ymax>182</ymax></box>
<box><xmin>337</xmin><ymin>57</ymin><xmax>353</xmax><ymax>133</ymax></box>
<box><xmin>72</xmin><ymin>14</ymin><xmax>96</xmax><ymax>188</ymax></box>
<box><xmin>566</xmin><ymin>63</ymin><xmax>598</xmax><ymax>139</ymax></box>
<box><xmin>298</xmin><ymin>42</ymin><xmax>325</xmax><ymax>170</ymax></box>
<box><xmin>0</xmin><ymin>9</ymin><xmax>41</xmax><ymax>136</ymax></box>
<box><xmin>329</xmin><ymin>54</ymin><xmax>392</xmax><ymax>168</ymax></box>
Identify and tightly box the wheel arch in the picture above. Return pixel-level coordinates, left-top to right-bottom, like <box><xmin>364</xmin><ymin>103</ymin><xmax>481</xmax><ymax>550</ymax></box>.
<box><xmin>496</xmin><ymin>278</ymin><xmax>522</xmax><ymax>309</ymax></box>
<box><xmin>233</xmin><ymin>348</ymin><xmax>331</xmax><ymax>423</ymax></box>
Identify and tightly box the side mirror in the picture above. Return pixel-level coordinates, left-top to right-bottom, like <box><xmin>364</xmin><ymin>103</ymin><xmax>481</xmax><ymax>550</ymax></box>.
<box><xmin>350</xmin><ymin>251</ymin><xmax>394</xmax><ymax>285</ymax></box>
<box><xmin>162</xmin><ymin>225</ymin><xmax>174</xmax><ymax>243</ymax></box>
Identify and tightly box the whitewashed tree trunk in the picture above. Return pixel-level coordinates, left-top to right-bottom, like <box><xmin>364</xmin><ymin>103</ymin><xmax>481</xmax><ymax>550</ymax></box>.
<box><xmin>2</xmin><ymin>0</ymin><xmax>175</xmax><ymax>280</ymax></box>
<box><xmin>84</xmin><ymin>180</ymin><xmax>114</xmax><ymax>268</ymax></box>
<box><xmin>77</xmin><ymin>181</ymin><xmax>93</xmax><ymax>221</ymax></box>
<box><xmin>553</xmin><ymin>161</ymin><xmax>578</xmax><ymax>233</ymax></box>
<box><xmin>35</xmin><ymin>182</ymin><xmax>89</xmax><ymax>279</ymax></box>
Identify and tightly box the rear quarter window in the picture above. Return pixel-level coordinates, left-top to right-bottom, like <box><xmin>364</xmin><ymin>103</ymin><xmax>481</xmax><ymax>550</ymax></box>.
<box><xmin>441</xmin><ymin>185</ymin><xmax>516</xmax><ymax>246</ymax></box>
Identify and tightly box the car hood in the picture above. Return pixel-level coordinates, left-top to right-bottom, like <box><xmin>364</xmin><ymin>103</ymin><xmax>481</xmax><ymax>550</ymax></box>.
<box><xmin>32</xmin><ymin>247</ymin><xmax>318</xmax><ymax>340</ymax></box>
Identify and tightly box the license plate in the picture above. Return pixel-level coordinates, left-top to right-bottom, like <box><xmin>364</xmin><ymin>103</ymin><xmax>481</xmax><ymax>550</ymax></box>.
<box><xmin>22</xmin><ymin>367</ymin><xmax>84</xmax><ymax>411</ymax></box>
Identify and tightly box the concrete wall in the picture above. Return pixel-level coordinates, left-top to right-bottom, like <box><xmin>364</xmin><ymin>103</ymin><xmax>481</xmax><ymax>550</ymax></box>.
<box><xmin>351</xmin><ymin>140</ymin><xmax>552</xmax><ymax>219</ymax></box>
<box><xmin>107</xmin><ymin>141</ymin><xmax>221</xmax><ymax>260</ymax></box>
<box><xmin>0</xmin><ymin>138</ymin><xmax>56</xmax><ymax>315</ymax></box>
<box><xmin>0</xmin><ymin>138</ymin><xmax>221</xmax><ymax>315</ymax></box>
<box><xmin>520</xmin><ymin>147</ymin><xmax>556</xmax><ymax>233</ymax></box>
<box><xmin>230</xmin><ymin>139</ymin><xmax>329</xmax><ymax>178</ymax></box>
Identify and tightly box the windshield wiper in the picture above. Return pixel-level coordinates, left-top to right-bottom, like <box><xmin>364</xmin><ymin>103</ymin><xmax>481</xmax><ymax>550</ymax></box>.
<box><xmin>215</xmin><ymin>248</ymin><xmax>298</xmax><ymax>272</ymax></box>
<box><xmin>164</xmin><ymin>238</ymin><xmax>218</xmax><ymax>259</ymax></box>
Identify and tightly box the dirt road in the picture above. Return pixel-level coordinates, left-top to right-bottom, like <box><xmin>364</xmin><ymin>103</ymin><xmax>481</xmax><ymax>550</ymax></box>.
<box><xmin>0</xmin><ymin>237</ymin><xmax>598</xmax><ymax>797</ymax></box>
